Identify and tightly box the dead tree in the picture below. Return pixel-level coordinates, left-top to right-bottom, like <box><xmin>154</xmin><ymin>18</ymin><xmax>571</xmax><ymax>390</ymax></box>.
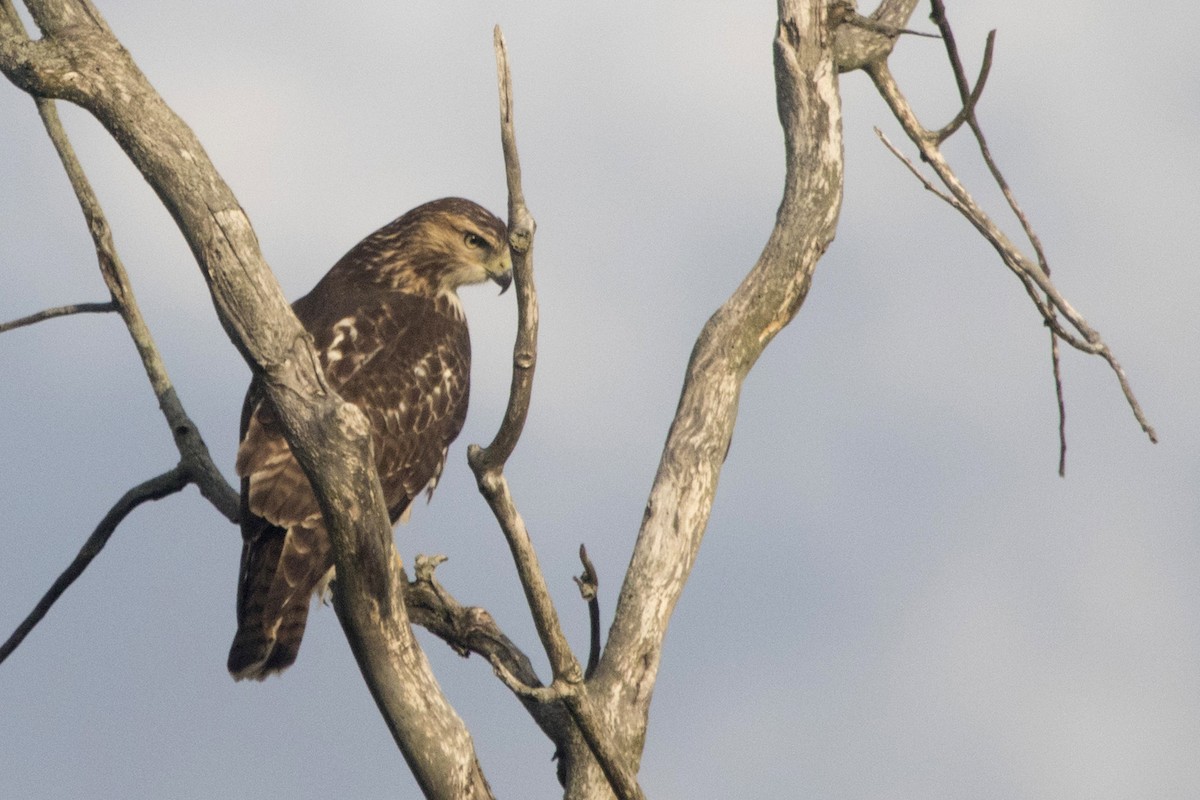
<box><xmin>0</xmin><ymin>1</ymin><xmax>1153</xmax><ymax>798</ymax></box>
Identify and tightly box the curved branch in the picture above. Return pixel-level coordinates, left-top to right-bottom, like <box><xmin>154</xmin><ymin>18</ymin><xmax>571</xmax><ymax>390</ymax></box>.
<box><xmin>591</xmin><ymin>0</ymin><xmax>844</xmax><ymax>788</ymax></box>
<box><xmin>933</xmin><ymin>29</ymin><xmax>994</xmax><ymax>143</ymax></box>
<box><xmin>865</xmin><ymin>39</ymin><xmax>1157</xmax><ymax>446</ymax></box>
<box><xmin>467</xmin><ymin>27</ymin><xmax>575</xmax><ymax>686</ymax></box>
<box><xmin>0</xmin><ymin>301</ymin><xmax>116</xmax><ymax>334</ymax></box>
<box><xmin>468</xmin><ymin>29</ymin><xmax>646</xmax><ymax>800</ymax></box>
<box><xmin>0</xmin><ymin>466</ymin><xmax>190</xmax><ymax>666</ymax></box>
<box><xmin>2</xmin><ymin>6</ymin><xmax>492</xmax><ymax>797</ymax></box>
<box><xmin>30</xmin><ymin>93</ymin><xmax>238</xmax><ymax>521</ymax></box>
<box><xmin>573</xmin><ymin>545</ymin><xmax>601</xmax><ymax>679</ymax></box>
<box><xmin>474</xmin><ymin>25</ymin><xmax>538</xmax><ymax>470</ymax></box>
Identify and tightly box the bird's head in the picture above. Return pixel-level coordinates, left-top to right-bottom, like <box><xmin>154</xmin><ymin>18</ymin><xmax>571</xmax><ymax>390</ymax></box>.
<box><xmin>361</xmin><ymin>197</ymin><xmax>512</xmax><ymax>296</ymax></box>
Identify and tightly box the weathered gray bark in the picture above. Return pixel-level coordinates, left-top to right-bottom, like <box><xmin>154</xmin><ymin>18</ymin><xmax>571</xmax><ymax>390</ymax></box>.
<box><xmin>0</xmin><ymin>0</ymin><xmax>864</xmax><ymax>796</ymax></box>
<box><xmin>0</xmin><ymin>2</ymin><xmax>494</xmax><ymax>798</ymax></box>
<box><xmin>556</xmin><ymin>0</ymin><xmax>851</xmax><ymax>795</ymax></box>
<box><xmin>15</xmin><ymin>1</ymin><xmax>1153</xmax><ymax>798</ymax></box>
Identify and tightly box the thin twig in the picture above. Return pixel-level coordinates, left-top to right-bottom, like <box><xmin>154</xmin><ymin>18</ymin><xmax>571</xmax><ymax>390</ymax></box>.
<box><xmin>1051</xmin><ymin>330</ymin><xmax>1066</xmax><ymax>477</ymax></box>
<box><xmin>934</xmin><ymin>29</ymin><xmax>994</xmax><ymax>143</ymax></box>
<box><xmin>0</xmin><ymin>301</ymin><xmax>116</xmax><ymax>334</ymax></box>
<box><xmin>31</xmin><ymin>95</ymin><xmax>238</xmax><ymax>519</ymax></box>
<box><xmin>866</xmin><ymin>53</ymin><xmax>1157</xmax><ymax>446</ymax></box>
<box><xmin>0</xmin><ymin>466</ymin><xmax>190</xmax><ymax>666</ymax></box>
<box><xmin>466</xmin><ymin>28</ymin><xmax>645</xmax><ymax>800</ymax></box>
<box><xmin>929</xmin><ymin>5</ymin><xmax>1051</xmax><ymax>277</ymax></box>
<box><xmin>845</xmin><ymin>12</ymin><xmax>939</xmax><ymax>39</ymax></box>
<box><xmin>488</xmin><ymin>656</ymin><xmax>564</xmax><ymax>703</ymax></box>
<box><xmin>573</xmin><ymin>544</ymin><xmax>601</xmax><ymax>679</ymax></box>
<box><xmin>475</xmin><ymin>25</ymin><xmax>538</xmax><ymax>470</ymax></box>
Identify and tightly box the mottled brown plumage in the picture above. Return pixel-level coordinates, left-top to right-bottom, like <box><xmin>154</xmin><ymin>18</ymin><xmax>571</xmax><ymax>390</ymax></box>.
<box><xmin>228</xmin><ymin>198</ymin><xmax>511</xmax><ymax>680</ymax></box>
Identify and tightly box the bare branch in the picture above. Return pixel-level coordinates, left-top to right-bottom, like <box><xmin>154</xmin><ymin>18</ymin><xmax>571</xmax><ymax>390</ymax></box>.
<box><xmin>0</xmin><ymin>466</ymin><xmax>190</xmax><ymax>666</ymax></box>
<box><xmin>573</xmin><ymin>545</ymin><xmax>601</xmax><ymax>679</ymax></box>
<box><xmin>469</xmin><ymin>21</ymin><xmax>580</xmax><ymax>716</ymax></box>
<box><xmin>865</xmin><ymin>57</ymin><xmax>1157</xmax><ymax>445</ymax></box>
<box><xmin>587</xmin><ymin>3</ymin><xmax>843</xmax><ymax>795</ymax></box>
<box><xmin>0</xmin><ymin>2</ymin><xmax>236</xmax><ymax>667</ymax></box>
<box><xmin>2</xmin><ymin>7</ymin><xmax>493</xmax><ymax>797</ymax></box>
<box><xmin>466</xmin><ymin>29</ymin><xmax>648</xmax><ymax>800</ymax></box>
<box><xmin>0</xmin><ymin>301</ymin><xmax>116</xmax><ymax>334</ymax></box>
<box><xmin>30</xmin><ymin>94</ymin><xmax>239</xmax><ymax>520</ymax></box>
<box><xmin>1051</xmin><ymin>331</ymin><xmax>1067</xmax><ymax>477</ymax></box>
<box><xmin>933</xmin><ymin>29</ymin><xmax>995</xmax><ymax>143</ymax></box>
<box><xmin>474</xmin><ymin>25</ymin><xmax>538</xmax><ymax>470</ymax></box>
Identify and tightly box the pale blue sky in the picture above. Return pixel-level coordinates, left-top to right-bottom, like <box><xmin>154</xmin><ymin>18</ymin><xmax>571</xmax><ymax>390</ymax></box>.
<box><xmin>2</xmin><ymin>2</ymin><xmax>1198</xmax><ymax>798</ymax></box>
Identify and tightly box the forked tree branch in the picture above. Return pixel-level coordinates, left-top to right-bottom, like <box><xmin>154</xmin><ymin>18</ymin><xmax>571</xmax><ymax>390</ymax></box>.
<box><xmin>0</xmin><ymin>0</ymin><xmax>238</xmax><ymax>665</ymax></box>
<box><xmin>862</xmin><ymin>1</ymin><xmax>1156</xmax><ymax>457</ymax></box>
<box><xmin>465</xmin><ymin>28</ymin><xmax>646</xmax><ymax>800</ymax></box>
<box><xmin>29</xmin><ymin>93</ymin><xmax>239</xmax><ymax>518</ymax></box>
<box><xmin>570</xmin><ymin>3</ymin><xmax>845</xmax><ymax>796</ymax></box>
<box><xmin>0</xmin><ymin>3</ymin><xmax>493</xmax><ymax>798</ymax></box>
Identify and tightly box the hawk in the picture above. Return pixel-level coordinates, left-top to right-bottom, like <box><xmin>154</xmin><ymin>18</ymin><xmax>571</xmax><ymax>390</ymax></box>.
<box><xmin>227</xmin><ymin>197</ymin><xmax>512</xmax><ymax>680</ymax></box>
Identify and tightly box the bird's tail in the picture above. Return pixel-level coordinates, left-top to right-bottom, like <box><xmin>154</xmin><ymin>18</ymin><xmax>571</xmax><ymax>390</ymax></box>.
<box><xmin>227</xmin><ymin>521</ymin><xmax>327</xmax><ymax>680</ymax></box>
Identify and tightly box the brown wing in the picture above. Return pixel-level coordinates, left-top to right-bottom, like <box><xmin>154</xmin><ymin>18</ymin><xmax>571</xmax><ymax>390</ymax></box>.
<box><xmin>227</xmin><ymin>287</ymin><xmax>471</xmax><ymax>679</ymax></box>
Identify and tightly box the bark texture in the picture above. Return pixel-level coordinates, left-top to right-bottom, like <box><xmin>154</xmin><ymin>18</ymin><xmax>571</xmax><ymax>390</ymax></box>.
<box><xmin>0</xmin><ymin>3</ymin><xmax>494</xmax><ymax>798</ymax></box>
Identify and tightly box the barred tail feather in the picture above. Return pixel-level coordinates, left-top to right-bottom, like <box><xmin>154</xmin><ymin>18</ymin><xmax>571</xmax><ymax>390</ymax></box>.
<box><xmin>227</xmin><ymin>518</ymin><xmax>331</xmax><ymax>680</ymax></box>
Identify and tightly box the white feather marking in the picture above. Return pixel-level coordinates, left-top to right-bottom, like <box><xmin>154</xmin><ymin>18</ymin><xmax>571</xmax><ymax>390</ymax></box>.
<box><xmin>327</xmin><ymin>316</ymin><xmax>358</xmax><ymax>363</ymax></box>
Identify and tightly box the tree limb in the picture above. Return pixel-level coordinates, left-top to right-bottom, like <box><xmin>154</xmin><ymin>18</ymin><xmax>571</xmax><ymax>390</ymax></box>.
<box><xmin>584</xmin><ymin>2</ymin><xmax>844</xmax><ymax>795</ymax></box>
<box><xmin>1</xmin><ymin>4</ymin><xmax>493</xmax><ymax>797</ymax></box>
<box><xmin>29</xmin><ymin>92</ymin><xmax>239</xmax><ymax>521</ymax></box>
<box><xmin>863</xmin><ymin>3</ymin><xmax>1157</xmax><ymax>450</ymax></box>
<box><xmin>0</xmin><ymin>466</ymin><xmax>190</xmax><ymax>666</ymax></box>
<box><xmin>573</xmin><ymin>545</ymin><xmax>601</xmax><ymax>680</ymax></box>
<box><xmin>0</xmin><ymin>301</ymin><xmax>116</xmax><ymax>334</ymax></box>
<box><xmin>464</xmin><ymin>28</ymin><xmax>647</xmax><ymax>800</ymax></box>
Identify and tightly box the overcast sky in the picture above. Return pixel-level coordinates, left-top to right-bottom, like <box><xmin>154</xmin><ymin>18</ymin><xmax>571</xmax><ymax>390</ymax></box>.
<box><xmin>2</xmin><ymin>2</ymin><xmax>1198</xmax><ymax>798</ymax></box>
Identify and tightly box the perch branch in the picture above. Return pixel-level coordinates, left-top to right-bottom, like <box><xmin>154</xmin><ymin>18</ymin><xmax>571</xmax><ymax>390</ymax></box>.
<box><xmin>0</xmin><ymin>3</ymin><xmax>236</xmax><ymax>666</ymax></box>
<box><xmin>2</xmin><ymin>5</ymin><xmax>494</xmax><ymax>797</ymax></box>
<box><xmin>0</xmin><ymin>466</ymin><xmax>190</xmax><ymax>666</ymax></box>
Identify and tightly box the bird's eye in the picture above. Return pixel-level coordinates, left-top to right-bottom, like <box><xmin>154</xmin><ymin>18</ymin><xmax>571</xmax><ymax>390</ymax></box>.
<box><xmin>464</xmin><ymin>232</ymin><xmax>487</xmax><ymax>249</ymax></box>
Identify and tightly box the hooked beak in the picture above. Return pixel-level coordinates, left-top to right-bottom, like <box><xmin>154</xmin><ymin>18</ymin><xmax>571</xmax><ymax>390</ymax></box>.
<box><xmin>489</xmin><ymin>250</ymin><xmax>513</xmax><ymax>294</ymax></box>
<box><xmin>491</xmin><ymin>268</ymin><xmax>513</xmax><ymax>295</ymax></box>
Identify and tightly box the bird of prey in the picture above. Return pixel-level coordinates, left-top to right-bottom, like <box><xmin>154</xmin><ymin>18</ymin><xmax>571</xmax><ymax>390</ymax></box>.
<box><xmin>227</xmin><ymin>197</ymin><xmax>512</xmax><ymax>680</ymax></box>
